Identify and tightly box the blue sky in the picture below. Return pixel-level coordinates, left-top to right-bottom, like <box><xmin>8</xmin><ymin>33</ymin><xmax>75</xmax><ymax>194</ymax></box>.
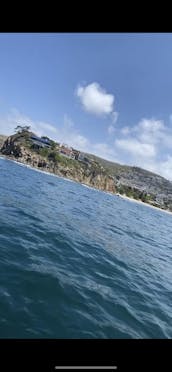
<box><xmin>1</xmin><ymin>33</ymin><xmax>172</xmax><ymax>179</ymax></box>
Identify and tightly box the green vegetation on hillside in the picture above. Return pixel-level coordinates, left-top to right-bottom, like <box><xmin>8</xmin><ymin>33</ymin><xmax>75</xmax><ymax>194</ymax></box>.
<box><xmin>1</xmin><ymin>128</ymin><xmax>172</xmax><ymax>212</ymax></box>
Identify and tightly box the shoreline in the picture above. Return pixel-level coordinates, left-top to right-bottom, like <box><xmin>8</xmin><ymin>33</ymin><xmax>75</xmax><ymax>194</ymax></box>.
<box><xmin>118</xmin><ymin>194</ymin><xmax>172</xmax><ymax>215</ymax></box>
<box><xmin>1</xmin><ymin>154</ymin><xmax>172</xmax><ymax>216</ymax></box>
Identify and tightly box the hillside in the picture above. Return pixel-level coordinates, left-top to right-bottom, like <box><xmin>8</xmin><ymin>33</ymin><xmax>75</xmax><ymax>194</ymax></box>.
<box><xmin>0</xmin><ymin>135</ymin><xmax>7</xmax><ymax>148</ymax></box>
<box><xmin>1</xmin><ymin>130</ymin><xmax>172</xmax><ymax>212</ymax></box>
<box><xmin>86</xmin><ymin>153</ymin><xmax>172</xmax><ymax>201</ymax></box>
<box><xmin>0</xmin><ymin>131</ymin><xmax>115</xmax><ymax>194</ymax></box>
<box><xmin>87</xmin><ymin>153</ymin><xmax>172</xmax><ymax>210</ymax></box>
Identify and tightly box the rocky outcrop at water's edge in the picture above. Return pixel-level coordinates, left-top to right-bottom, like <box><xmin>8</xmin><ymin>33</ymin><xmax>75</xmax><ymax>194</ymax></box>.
<box><xmin>1</xmin><ymin>130</ymin><xmax>172</xmax><ymax>212</ymax></box>
<box><xmin>0</xmin><ymin>133</ymin><xmax>116</xmax><ymax>194</ymax></box>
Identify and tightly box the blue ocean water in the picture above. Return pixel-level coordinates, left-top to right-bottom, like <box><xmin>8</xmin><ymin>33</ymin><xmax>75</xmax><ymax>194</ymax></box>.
<box><xmin>0</xmin><ymin>157</ymin><xmax>172</xmax><ymax>338</ymax></box>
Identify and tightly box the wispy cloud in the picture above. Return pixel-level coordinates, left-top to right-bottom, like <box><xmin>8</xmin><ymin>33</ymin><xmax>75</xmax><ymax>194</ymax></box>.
<box><xmin>91</xmin><ymin>142</ymin><xmax>119</xmax><ymax>162</ymax></box>
<box><xmin>115</xmin><ymin>138</ymin><xmax>156</xmax><ymax>158</ymax></box>
<box><xmin>134</xmin><ymin>118</ymin><xmax>165</xmax><ymax>144</ymax></box>
<box><xmin>0</xmin><ymin>109</ymin><xmax>58</xmax><ymax>138</ymax></box>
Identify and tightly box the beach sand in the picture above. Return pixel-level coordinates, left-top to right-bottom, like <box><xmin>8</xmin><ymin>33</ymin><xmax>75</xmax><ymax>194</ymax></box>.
<box><xmin>118</xmin><ymin>194</ymin><xmax>172</xmax><ymax>215</ymax></box>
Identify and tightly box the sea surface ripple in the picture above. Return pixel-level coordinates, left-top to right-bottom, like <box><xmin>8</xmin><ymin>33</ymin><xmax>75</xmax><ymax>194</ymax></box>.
<box><xmin>0</xmin><ymin>158</ymin><xmax>172</xmax><ymax>338</ymax></box>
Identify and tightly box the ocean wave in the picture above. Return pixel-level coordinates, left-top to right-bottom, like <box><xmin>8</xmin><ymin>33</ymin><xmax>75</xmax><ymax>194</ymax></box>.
<box><xmin>1</xmin><ymin>157</ymin><xmax>172</xmax><ymax>338</ymax></box>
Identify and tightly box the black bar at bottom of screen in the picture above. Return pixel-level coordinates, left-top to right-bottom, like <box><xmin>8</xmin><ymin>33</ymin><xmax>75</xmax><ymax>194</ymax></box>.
<box><xmin>54</xmin><ymin>369</ymin><xmax>118</xmax><ymax>372</ymax></box>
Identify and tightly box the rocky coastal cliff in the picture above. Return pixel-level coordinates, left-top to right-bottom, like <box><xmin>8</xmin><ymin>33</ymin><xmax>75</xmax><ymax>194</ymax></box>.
<box><xmin>0</xmin><ymin>132</ymin><xmax>115</xmax><ymax>194</ymax></box>
<box><xmin>0</xmin><ymin>135</ymin><xmax>7</xmax><ymax>148</ymax></box>
<box><xmin>1</xmin><ymin>130</ymin><xmax>172</xmax><ymax>212</ymax></box>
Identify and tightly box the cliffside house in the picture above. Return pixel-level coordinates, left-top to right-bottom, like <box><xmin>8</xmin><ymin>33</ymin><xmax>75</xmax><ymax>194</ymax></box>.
<box><xmin>30</xmin><ymin>135</ymin><xmax>51</xmax><ymax>149</ymax></box>
<box><xmin>59</xmin><ymin>145</ymin><xmax>75</xmax><ymax>159</ymax></box>
<box><xmin>78</xmin><ymin>152</ymin><xmax>90</xmax><ymax>164</ymax></box>
<box><xmin>71</xmin><ymin>149</ymin><xmax>80</xmax><ymax>160</ymax></box>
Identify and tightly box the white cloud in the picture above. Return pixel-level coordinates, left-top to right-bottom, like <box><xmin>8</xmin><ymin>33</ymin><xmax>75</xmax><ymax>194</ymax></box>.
<box><xmin>76</xmin><ymin>82</ymin><xmax>118</xmax><ymax>136</ymax></box>
<box><xmin>120</xmin><ymin>118</ymin><xmax>166</xmax><ymax>142</ymax></box>
<box><xmin>135</xmin><ymin>118</ymin><xmax>165</xmax><ymax>144</ymax></box>
<box><xmin>135</xmin><ymin>156</ymin><xmax>172</xmax><ymax>181</ymax></box>
<box><xmin>91</xmin><ymin>143</ymin><xmax>119</xmax><ymax>162</ymax></box>
<box><xmin>138</xmin><ymin>118</ymin><xmax>164</xmax><ymax>131</ymax></box>
<box><xmin>115</xmin><ymin>138</ymin><xmax>156</xmax><ymax>158</ymax></box>
<box><xmin>59</xmin><ymin>129</ymin><xmax>90</xmax><ymax>151</ymax></box>
<box><xmin>76</xmin><ymin>82</ymin><xmax>115</xmax><ymax>117</ymax></box>
<box><xmin>131</xmin><ymin>118</ymin><xmax>172</xmax><ymax>149</ymax></box>
<box><xmin>116</xmin><ymin>117</ymin><xmax>172</xmax><ymax>179</ymax></box>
